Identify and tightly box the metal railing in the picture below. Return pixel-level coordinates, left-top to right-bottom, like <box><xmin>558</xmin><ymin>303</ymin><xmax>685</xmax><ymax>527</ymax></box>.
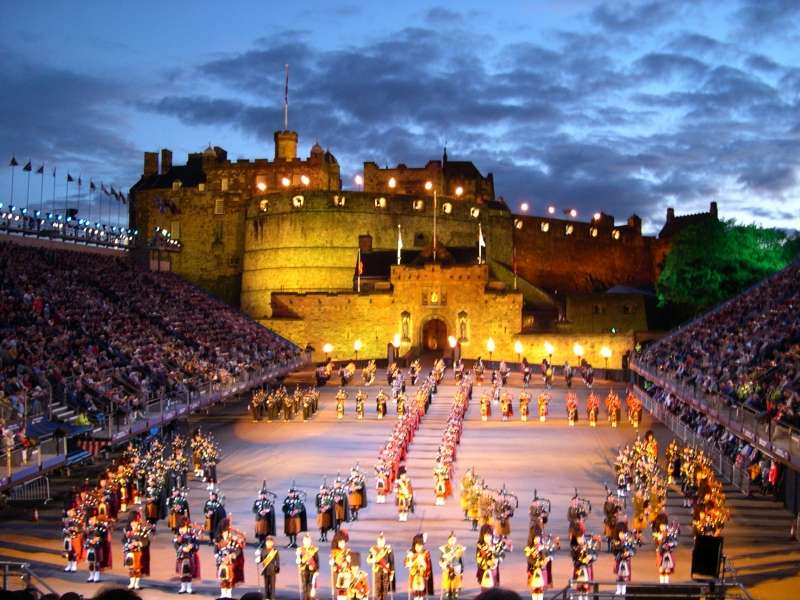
<box><xmin>7</xmin><ymin>476</ymin><xmax>51</xmax><ymax>504</ymax></box>
<box><xmin>0</xmin><ymin>211</ymin><xmax>132</xmax><ymax>249</ymax></box>
<box><xmin>631</xmin><ymin>360</ymin><xmax>800</xmax><ymax>469</ymax></box>
<box><xmin>0</xmin><ymin>561</ymin><xmax>57</xmax><ymax>594</ymax></box>
<box><xmin>548</xmin><ymin>580</ymin><xmax>754</xmax><ymax>600</ymax></box>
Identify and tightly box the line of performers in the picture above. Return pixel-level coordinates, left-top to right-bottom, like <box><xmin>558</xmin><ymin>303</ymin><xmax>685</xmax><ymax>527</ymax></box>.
<box><xmin>250</xmin><ymin>385</ymin><xmax>320</xmax><ymax>422</ymax></box>
<box><xmin>433</xmin><ymin>378</ymin><xmax>473</xmax><ymax>506</ymax></box>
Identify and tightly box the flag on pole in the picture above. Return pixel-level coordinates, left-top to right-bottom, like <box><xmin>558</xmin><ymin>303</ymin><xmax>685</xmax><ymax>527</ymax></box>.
<box><xmin>77</xmin><ymin>176</ymin><xmax>82</xmax><ymax>187</ymax></box>
<box><xmin>90</xmin><ymin>180</ymin><xmax>96</xmax><ymax>192</ymax></box>
<box><xmin>9</xmin><ymin>156</ymin><xmax>18</xmax><ymax>167</ymax></box>
<box><xmin>36</xmin><ymin>165</ymin><xmax>44</xmax><ymax>174</ymax></box>
<box><xmin>67</xmin><ymin>173</ymin><xmax>74</xmax><ymax>182</ymax></box>
<box><xmin>101</xmin><ymin>183</ymin><xmax>109</xmax><ymax>195</ymax></box>
<box><xmin>397</xmin><ymin>225</ymin><xmax>404</xmax><ymax>265</ymax></box>
<box><xmin>23</xmin><ymin>161</ymin><xmax>32</xmax><ymax>172</ymax></box>
<box><xmin>478</xmin><ymin>223</ymin><xmax>486</xmax><ymax>264</ymax></box>
<box><xmin>356</xmin><ymin>247</ymin><xmax>363</xmax><ymax>292</ymax></box>
<box><xmin>513</xmin><ymin>245</ymin><xmax>518</xmax><ymax>290</ymax></box>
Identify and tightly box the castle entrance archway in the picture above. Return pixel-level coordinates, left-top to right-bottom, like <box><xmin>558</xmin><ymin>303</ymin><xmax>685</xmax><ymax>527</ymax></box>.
<box><xmin>421</xmin><ymin>318</ymin><xmax>448</xmax><ymax>355</ymax></box>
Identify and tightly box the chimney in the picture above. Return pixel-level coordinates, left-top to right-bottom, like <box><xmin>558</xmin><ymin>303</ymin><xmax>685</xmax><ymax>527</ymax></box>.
<box><xmin>627</xmin><ymin>214</ymin><xmax>642</xmax><ymax>234</ymax></box>
<box><xmin>710</xmin><ymin>201</ymin><xmax>718</xmax><ymax>219</ymax></box>
<box><xmin>666</xmin><ymin>207</ymin><xmax>675</xmax><ymax>222</ymax></box>
<box><xmin>144</xmin><ymin>152</ymin><xmax>158</xmax><ymax>177</ymax></box>
<box><xmin>160</xmin><ymin>149</ymin><xmax>172</xmax><ymax>174</ymax></box>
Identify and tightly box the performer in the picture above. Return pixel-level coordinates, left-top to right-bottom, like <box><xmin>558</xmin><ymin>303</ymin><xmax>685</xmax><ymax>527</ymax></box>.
<box><xmin>62</xmin><ymin>508</ymin><xmax>84</xmax><ymax>572</ymax></box>
<box><xmin>346</xmin><ymin>463</ymin><xmax>368</xmax><ymax>521</ymax></box>
<box><xmin>404</xmin><ymin>534</ymin><xmax>434</xmax><ymax>600</ymax></box>
<box><xmin>433</xmin><ymin>462</ymin><xmax>451</xmax><ymax>506</ymax></box>
<box><xmin>330</xmin><ymin>530</ymin><xmax>354</xmax><ymax>600</ymax></box>
<box><xmin>475</xmin><ymin>524</ymin><xmax>506</xmax><ymax>591</ymax></box>
<box><xmin>438</xmin><ymin>532</ymin><xmax>465</xmax><ymax>600</ymax></box>
<box><xmin>479</xmin><ymin>392</ymin><xmax>491</xmax><ymax>422</ymax></box>
<box><xmin>316</xmin><ymin>480</ymin><xmax>336</xmax><ymax>542</ymax></box>
<box><xmin>122</xmin><ymin>512</ymin><xmax>152</xmax><ymax>590</ymax></box>
<box><xmin>459</xmin><ymin>469</ymin><xmax>476</xmax><ymax>521</ymax></box>
<box><xmin>376</xmin><ymin>389</ymin><xmax>388</xmax><ymax>420</ymax></box>
<box><xmin>204</xmin><ymin>489</ymin><xmax>227</xmax><ymax>545</ymax></box>
<box><xmin>473</xmin><ymin>357</ymin><xmax>485</xmax><ymax>384</ymax></box>
<box><xmin>537</xmin><ymin>392</ymin><xmax>550</xmax><ymax>423</ymax></box>
<box><xmin>167</xmin><ymin>487</ymin><xmax>191</xmax><ymax>533</ymax></box>
<box><xmin>367</xmin><ymin>532</ymin><xmax>395</xmax><ymax>600</ymax></box>
<box><xmin>362</xmin><ymin>360</ymin><xmax>377</xmax><ymax>386</ymax></box>
<box><xmin>611</xmin><ymin>529</ymin><xmax>637</xmax><ymax>597</ymax></box>
<box><xmin>409</xmin><ymin>360</ymin><xmax>421</xmax><ymax>385</ymax></box>
<box><xmin>586</xmin><ymin>393</ymin><xmax>599</xmax><ymax>428</ymax></box>
<box><xmin>498</xmin><ymin>361</ymin><xmax>510</xmax><ymax>386</ymax></box>
<box><xmin>602</xmin><ymin>489</ymin><xmax>624</xmax><ymax>553</ymax></box>
<box><xmin>627</xmin><ymin>391</ymin><xmax>642</xmax><ymax>430</ymax></box>
<box><xmin>653</xmin><ymin>522</ymin><xmax>679</xmax><ymax>584</ymax></box>
<box><xmin>454</xmin><ymin>359</ymin><xmax>465</xmax><ymax>382</ymax></box>
<box><xmin>395</xmin><ymin>468</ymin><xmax>414</xmax><ymax>522</ymax></box>
<box><xmin>375</xmin><ymin>461</ymin><xmax>391</xmax><ymax>504</ymax></box>
<box><xmin>494</xmin><ymin>487</ymin><xmax>518</xmax><ymax>538</ymax></box>
<box><xmin>607</xmin><ymin>391</ymin><xmax>621</xmax><ymax>428</ymax></box>
<box><xmin>216</xmin><ymin>526</ymin><xmax>246</xmax><ymax>599</ymax></box>
<box><xmin>564</xmin><ymin>361</ymin><xmax>573</xmax><ymax>388</ymax></box>
<box><xmin>144</xmin><ymin>478</ymin><xmax>165</xmax><ymax>527</ymax></box>
<box><xmin>174</xmin><ymin>520</ymin><xmax>201</xmax><ymax>594</ymax></box>
<box><xmin>336</xmin><ymin>389</ymin><xmax>347</xmax><ymax>420</ymax></box>
<box><xmin>397</xmin><ymin>392</ymin><xmax>406</xmax><ymax>418</ymax></box>
<box><xmin>524</xmin><ymin>534</ymin><xmax>555</xmax><ymax>600</ymax></box>
<box><xmin>283</xmin><ymin>486</ymin><xmax>308</xmax><ymax>548</ymax></box>
<box><xmin>297</xmin><ymin>533</ymin><xmax>320</xmax><ymax>600</ymax></box>
<box><xmin>84</xmin><ymin>515</ymin><xmax>112</xmax><ymax>583</ymax></box>
<box><xmin>521</xmin><ymin>358</ymin><xmax>531</xmax><ymax>387</ymax></box>
<box><xmin>570</xmin><ymin>534</ymin><xmax>599</xmax><ymax>600</ymax></box>
<box><xmin>500</xmin><ymin>391</ymin><xmax>513</xmax><ymax>421</ymax></box>
<box><xmin>566</xmin><ymin>392</ymin><xmax>578</xmax><ymax>427</ymax></box>
<box><xmin>256</xmin><ymin>536</ymin><xmax>280</xmax><ymax>600</ymax></box>
<box><xmin>355</xmin><ymin>390</ymin><xmax>366</xmax><ymax>420</ymax></box>
<box><xmin>348</xmin><ymin>565</ymin><xmax>369</xmax><ymax>600</ymax></box>
<box><xmin>542</xmin><ymin>360</ymin><xmax>553</xmax><ymax>389</ymax></box>
<box><xmin>253</xmin><ymin>482</ymin><xmax>278</xmax><ymax>543</ymax></box>
<box><xmin>333</xmin><ymin>476</ymin><xmax>351</xmax><ymax>528</ymax></box>
<box><xmin>519</xmin><ymin>392</ymin><xmax>530</xmax><ymax>422</ymax></box>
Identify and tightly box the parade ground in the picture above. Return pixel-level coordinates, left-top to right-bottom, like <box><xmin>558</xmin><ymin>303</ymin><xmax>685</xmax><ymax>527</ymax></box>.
<box><xmin>1</xmin><ymin>368</ymin><xmax>799</xmax><ymax>599</ymax></box>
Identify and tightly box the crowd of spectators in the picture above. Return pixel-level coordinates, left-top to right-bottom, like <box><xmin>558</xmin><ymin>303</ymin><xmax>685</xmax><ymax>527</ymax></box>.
<box><xmin>0</xmin><ymin>241</ymin><xmax>300</xmax><ymax>441</ymax></box>
<box><xmin>640</xmin><ymin>263</ymin><xmax>800</xmax><ymax>428</ymax></box>
<box><xmin>644</xmin><ymin>384</ymin><xmax>782</xmax><ymax>496</ymax></box>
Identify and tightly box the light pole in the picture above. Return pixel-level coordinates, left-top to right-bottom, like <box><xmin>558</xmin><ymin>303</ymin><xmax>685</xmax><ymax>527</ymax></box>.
<box><xmin>425</xmin><ymin>180</ymin><xmax>437</xmax><ymax>262</ymax></box>
<box><xmin>514</xmin><ymin>340</ymin><xmax>523</xmax><ymax>364</ymax></box>
<box><xmin>544</xmin><ymin>341</ymin><xmax>554</xmax><ymax>363</ymax></box>
<box><xmin>448</xmin><ymin>335</ymin><xmax>457</xmax><ymax>366</ymax></box>
<box><xmin>573</xmin><ymin>342</ymin><xmax>584</xmax><ymax>365</ymax></box>
<box><xmin>601</xmin><ymin>346</ymin><xmax>612</xmax><ymax>378</ymax></box>
<box><xmin>323</xmin><ymin>343</ymin><xmax>333</xmax><ymax>362</ymax></box>
<box><xmin>354</xmin><ymin>339</ymin><xmax>363</xmax><ymax>364</ymax></box>
<box><xmin>487</xmin><ymin>338</ymin><xmax>496</xmax><ymax>366</ymax></box>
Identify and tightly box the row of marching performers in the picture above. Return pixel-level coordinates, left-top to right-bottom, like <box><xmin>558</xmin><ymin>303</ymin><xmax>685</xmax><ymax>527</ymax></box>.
<box><xmin>249</xmin><ymin>385</ymin><xmax>321</xmax><ymax>422</ymax></box>
<box><xmin>60</xmin><ymin>431</ymin><xmax>217</xmax><ymax>587</ymax></box>
<box><xmin>334</xmin><ymin>382</ymin><xmax>437</xmax><ymax>421</ymax></box>
<box><xmin>315</xmin><ymin>357</ymin><xmax>446</xmax><ymax>389</ymax></box>
<box><xmin>454</xmin><ymin>357</ymin><xmax>595</xmax><ymax>390</ymax></box>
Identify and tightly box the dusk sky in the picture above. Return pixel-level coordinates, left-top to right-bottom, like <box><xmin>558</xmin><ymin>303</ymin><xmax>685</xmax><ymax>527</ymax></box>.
<box><xmin>2</xmin><ymin>0</ymin><xmax>800</xmax><ymax>232</ymax></box>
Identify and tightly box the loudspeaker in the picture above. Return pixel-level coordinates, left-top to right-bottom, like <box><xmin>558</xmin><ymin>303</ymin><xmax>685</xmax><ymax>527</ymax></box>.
<box><xmin>691</xmin><ymin>535</ymin><xmax>723</xmax><ymax>579</ymax></box>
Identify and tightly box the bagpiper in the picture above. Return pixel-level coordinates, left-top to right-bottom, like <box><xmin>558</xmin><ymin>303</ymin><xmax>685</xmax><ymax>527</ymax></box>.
<box><xmin>524</xmin><ymin>533</ymin><xmax>557</xmax><ymax>600</ymax></box>
<box><xmin>395</xmin><ymin>468</ymin><xmax>414</xmax><ymax>522</ymax></box>
<box><xmin>454</xmin><ymin>359</ymin><xmax>465</xmax><ymax>382</ymax></box>
<box><xmin>62</xmin><ymin>508</ymin><xmax>84</xmax><ymax>572</ymax></box>
<box><xmin>433</xmin><ymin>461</ymin><xmax>451</xmax><ymax>506</ymax></box>
<box><xmin>333</xmin><ymin>475</ymin><xmax>351</xmax><ymax>528</ymax></box>
<box><xmin>405</xmin><ymin>533</ymin><xmax>434</xmax><ymax>600</ymax></box>
<box><xmin>566</xmin><ymin>392</ymin><xmax>578</xmax><ymax>427</ymax></box>
<box><xmin>362</xmin><ymin>360</ymin><xmax>377</xmax><ymax>386</ymax></box>
<box><xmin>355</xmin><ymin>390</ymin><xmax>366</xmax><ymax>420</ymax></box>
<box><xmin>283</xmin><ymin>486</ymin><xmax>308</xmax><ymax>548</ymax></box>
<box><xmin>563</xmin><ymin>361</ymin><xmax>573</xmax><ymax>388</ymax></box>
<box><xmin>494</xmin><ymin>486</ymin><xmax>518</xmax><ymax>538</ymax></box>
<box><xmin>475</xmin><ymin>524</ymin><xmax>506</xmax><ymax>591</ymax></box>
<box><xmin>438</xmin><ymin>532</ymin><xmax>465</xmax><ymax>600</ymax></box>
<box><xmin>537</xmin><ymin>392</ymin><xmax>550</xmax><ymax>423</ymax></box>
<box><xmin>570</xmin><ymin>534</ymin><xmax>599</xmax><ymax>600</ymax></box>
<box><xmin>521</xmin><ymin>358</ymin><xmax>531</xmax><ymax>387</ymax></box>
<box><xmin>346</xmin><ymin>463</ymin><xmax>368</xmax><ymax>521</ymax></box>
<box><xmin>367</xmin><ymin>532</ymin><xmax>395</xmax><ymax>600</ymax></box>
<box><xmin>611</xmin><ymin>529</ymin><xmax>637</xmax><ymax>597</ymax></box>
<box><xmin>348</xmin><ymin>565</ymin><xmax>369</xmax><ymax>600</ymax></box>
<box><xmin>204</xmin><ymin>489</ymin><xmax>227</xmax><ymax>545</ymax></box>
<box><xmin>122</xmin><ymin>512</ymin><xmax>152</xmax><ymax>590</ymax></box>
<box><xmin>519</xmin><ymin>392</ymin><xmax>530</xmax><ymax>422</ymax></box>
<box><xmin>479</xmin><ymin>392</ymin><xmax>491</xmax><ymax>422</ymax></box>
<box><xmin>330</xmin><ymin>530</ymin><xmax>354</xmax><ymax>600</ymax></box>
<box><xmin>459</xmin><ymin>469</ymin><xmax>476</xmax><ymax>521</ymax></box>
<box><xmin>376</xmin><ymin>389</ymin><xmax>388</xmax><ymax>419</ymax></box>
<box><xmin>500</xmin><ymin>391</ymin><xmax>513</xmax><ymax>421</ymax></box>
<box><xmin>256</xmin><ymin>536</ymin><xmax>280</xmax><ymax>600</ymax></box>
<box><xmin>606</xmin><ymin>390</ymin><xmax>621</xmax><ymax>428</ymax></box>
<box><xmin>653</xmin><ymin>521</ymin><xmax>679</xmax><ymax>584</ymax></box>
<box><xmin>253</xmin><ymin>482</ymin><xmax>278</xmax><ymax>543</ymax></box>
<box><xmin>215</xmin><ymin>525</ymin><xmax>246</xmax><ymax>599</ymax></box>
<box><xmin>336</xmin><ymin>389</ymin><xmax>348</xmax><ymax>420</ymax></box>
<box><xmin>297</xmin><ymin>533</ymin><xmax>320</xmax><ymax>600</ymax></box>
<box><xmin>174</xmin><ymin>520</ymin><xmax>201</xmax><ymax>594</ymax></box>
<box><xmin>397</xmin><ymin>391</ymin><xmax>406</xmax><ymax>418</ymax></box>
<box><xmin>84</xmin><ymin>515</ymin><xmax>112</xmax><ymax>583</ymax></box>
<box><xmin>167</xmin><ymin>487</ymin><xmax>191</xmax><ymax>533</ymax></box>
<box><xmin>316</xmin><ymin>479</ymin><xmax>336</xmax><ymax>542</ymax></box>
<box><xmin>586</xmin><ymin>393</ymin><xmax>599</xmax><ymax>427</ymax></box>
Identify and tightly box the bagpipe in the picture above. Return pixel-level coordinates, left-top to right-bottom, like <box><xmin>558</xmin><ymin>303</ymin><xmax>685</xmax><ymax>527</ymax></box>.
<box><xmin>567</xmin><ymin>488</ymin><xmax>592</xmax><ymax>525</ymax></box>
<box><xmin>341</xmin><ymin>362</ymin><xmax>357</xmax><ymax>383</ymax></box>
<box><xmin>362</xmin><ymin>360</ymin><xmax>377</xmax><ymax>385</ymax></box>
<box><xmin>493</xmin><ymin>485</ymin><xmax>518</xmax><ymax>521</ymax></box>
<box><xmin>529</xmin><ymin>490</ymin><xmax>551</xmax><ymax>525</ymax></box>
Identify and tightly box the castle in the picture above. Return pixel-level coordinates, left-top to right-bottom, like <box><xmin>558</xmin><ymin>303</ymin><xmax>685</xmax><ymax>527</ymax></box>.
<box><xmin>129</xmin><ymin>128</ymin><xmax>717</xmax><ymax>367</ymax></box>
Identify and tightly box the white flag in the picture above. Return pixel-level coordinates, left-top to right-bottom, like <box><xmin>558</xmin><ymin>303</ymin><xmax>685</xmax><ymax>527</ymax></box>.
<box><xmin>397</xmin><ymin>225</ymin><xmax>404</xmax><ymax>265</ymax></box>
<box><xmin>478</xmin><ymin>223</ymin><xmax>486</xmax><ymax>248</ymax></box>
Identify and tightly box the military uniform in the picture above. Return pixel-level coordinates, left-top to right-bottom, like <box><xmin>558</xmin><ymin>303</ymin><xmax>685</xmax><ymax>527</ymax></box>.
<box><xmin>256</xmin><ymin>537</ymin><xmax>281</xmax><ymax>600</ymax></box>
<box><xmin>253</xmin><ymin>484</ymin><xmax>277</xmax><ymax>542</ymax></box>
<box><xmin>367</xmin><ymin>534</ymin><xmax>395</xmax><ymax>600</ymax></box>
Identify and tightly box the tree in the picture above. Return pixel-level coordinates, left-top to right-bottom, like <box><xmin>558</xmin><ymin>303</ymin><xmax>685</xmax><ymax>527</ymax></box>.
<box><xmin>657</xmin><ymin>219</ymin><xmax>799</xmax><ymax>316</ymax></box>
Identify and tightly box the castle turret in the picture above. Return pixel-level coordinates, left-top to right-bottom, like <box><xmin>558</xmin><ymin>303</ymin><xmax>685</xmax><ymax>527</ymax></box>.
<box><xmin>160</xmin><ymin>149</ymin><xmax>172</xmax><ymax>174</ymax></box>
<box><xmin>274</xmin><ymin>130</ymin><xmax>298</xmax><ymax>161</ymax></box>
<box><xmin>710</xmin><ymin>201</ymin><xmax>718</xmax><ymax>219</ymax></box>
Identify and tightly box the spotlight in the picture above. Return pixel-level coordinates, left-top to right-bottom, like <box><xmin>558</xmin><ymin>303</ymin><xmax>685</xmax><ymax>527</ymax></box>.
<box><xmin>547</xmin><ymin>205</ymin><xmax>555</xmax><ymax>214</ymax></box>
<box><xmin>455</xmin><ymin>186</ymin><xmax>464</xmax><ymax>197</ymax></box>
<box><xmin>388</xmin><ymin>177</ymin><xmax>396</xmax><ymax>189</ymax></box>
<box><xmin>281</xmin><ymin>176</ymin><xmax>291</xmax><ymax>187</ymax></box>
<box><xmin>520</xmin><ymin>202</ymin><xmax>529</xmax><ymax>212</ymax></box>
<box><xmin>300</xmin><ymin>174</ymin><xmax>310</xmax><ymax>186</ymax></box>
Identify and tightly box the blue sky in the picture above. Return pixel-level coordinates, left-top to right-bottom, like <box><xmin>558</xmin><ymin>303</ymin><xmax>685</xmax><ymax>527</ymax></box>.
<box><xmin>2</xmin><ymin>0</ymin><xmax>799</xmax><ymax>232</ymax></box>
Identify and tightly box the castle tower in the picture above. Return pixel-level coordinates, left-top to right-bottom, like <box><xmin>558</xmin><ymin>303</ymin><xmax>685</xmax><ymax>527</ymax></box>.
<box><xmin>274</xmin><ymin>130</ymin><xmax>298</xmax><ymax>161</ymax></box>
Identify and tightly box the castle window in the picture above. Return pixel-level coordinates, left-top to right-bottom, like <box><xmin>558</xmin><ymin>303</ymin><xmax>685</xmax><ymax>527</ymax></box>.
<box><xmin>292</xmin><ymin>195</ymin><xmax>305</xmax><ymax>208</ymax></box>
<box><xmin>469</xmin><ymin>207</ymin><xmax>480</xmax><ymax>218</ymax></box>
<box><xmin>540</xmin><ymin>221</ymin><xmax>549</xmax><ymax>233</ymax></box>
<box><xmin>412</xmin><ymin>199</ymin><xmax>424</xmax><ymax>211</ymax></box>
<box><xmin>612</xmin><ymin>229</ymin><xmax>621</xmax><ymax>240</ymax></box>
<box><xmin>514</xmin><ymin>218</ymin><xmax>523</xmax><ymax>230</ymax></box>
<box><xmin>221</xmin><ymin>178</ymin><xmax>229</xmax><ymax>192</ymax></box>
<box><xmin>593</xmin><ymin>304</ymin><xmax>605</xmax><ymax>315</ymax></box>
<box><xmin>172</xmin><ymin>180</ymin><xmax>182</xmax><ymax>191</ymax></box>
<box><xmin>374</xmin><ymin>197</ymin><xmax>387</xmax><ymax>208</ymax></box>
<box><xmin>414</xmin><ymin>232</ymin><xmax>426</xmax><ymax>246</ymax></box>
<box><xmin>255</xmin><ymin>175</ymin><xmax>268</xmax><ymax>193</ymax></box>
<box><xmin>332</xmin><ymin>195</ymin><xmax>346</xmax><ymax>207</ymax></box>
<box><xmin>457</xmin><ymin>311</ymin><xmax>469</xmax><ymax>343</ymax></box>
<box><xmin>565</xmin><ymin>224</ymin><xmax>574</xmax><ymax>235</ymax></box>
<box><xmin>590</xmin><ymin>227</ymin><xmax>598</xmax><ymax>237</ymax></box>
<box><xmin>198</xmin><ymin>183</ymin><xmax>205</xmax><ymax>192</ymax></box>
<box><xmin>442</xmin><ymin>202</ymin><xmax>452</xmax><ymax>214</ymax></box>
<box><xmin>214</xmin><ymin>198</ymin><xmax>224</xmax><ymax>215</ymax></box>
<box><xmin>259</xmin><ymin>199</ymin><xmax>270</xmax><ymax>212</ymax></box>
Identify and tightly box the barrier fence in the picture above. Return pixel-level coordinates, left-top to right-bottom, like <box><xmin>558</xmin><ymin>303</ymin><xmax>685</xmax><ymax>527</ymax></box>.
<box><xmin>549</xmin><ymin>579</ymin><xmax>754</xmax><ymax>600</ymax></box>
<box><xmin>631</xmin><ymin>360</ymin><xmax>800</xmax><ymax>469</ymax></box>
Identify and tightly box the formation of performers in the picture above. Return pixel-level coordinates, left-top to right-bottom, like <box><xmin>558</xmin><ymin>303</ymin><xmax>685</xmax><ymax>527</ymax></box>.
<box><xmin>250</xmin><ymin>385</ymin><xmax>320</xmax><ymax>422</ymax></box>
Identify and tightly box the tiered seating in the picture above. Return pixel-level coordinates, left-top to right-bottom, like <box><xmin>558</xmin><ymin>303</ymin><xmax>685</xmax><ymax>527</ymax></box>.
<box><xmin>640</xmin><ymin>263</ymin><xmax>800</xmax><ymax>427</ymax></box>
<box><xmin>0</xmin><ymin>241</ymin><xmax>299</xmax><ymax>439</ymax></box>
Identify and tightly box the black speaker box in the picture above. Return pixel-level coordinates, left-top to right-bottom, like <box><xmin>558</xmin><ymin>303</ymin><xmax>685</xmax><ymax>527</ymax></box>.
<box><xmin>691</xmin><ymin>534</ymin><xmax>724</xmax><ymax>579</ymax></box>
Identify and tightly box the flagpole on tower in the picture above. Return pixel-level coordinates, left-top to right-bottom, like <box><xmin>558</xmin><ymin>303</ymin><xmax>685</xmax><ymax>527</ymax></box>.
<box><xmin>284</xmin><ymin>64</ymin><xmax>289</xmax><ymax>131</ymax></box>
<box><xmin>24</xmin><ymin>159</ymin><xmax>32</xmax><ymax>214</ymax></box>
<box><xmin>8</xmin><ymin>156</ymin><xmax>18</xmax><ymax>208</ymax></box>
<box><xmin>37</xmin><ymin>164</ymin><xmax>45</xmax><ymax>217</ymax></box>
<box><xmin>397</xmin><ymin>224</ymin><xmax>403</xmax><ymax>265</ymax></box>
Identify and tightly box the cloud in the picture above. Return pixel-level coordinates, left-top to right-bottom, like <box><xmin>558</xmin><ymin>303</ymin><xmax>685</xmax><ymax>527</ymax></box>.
<box><xmin>425</xmin><ymin>7</ymin><xmax>464</xmax><ymax>24</ymax></box>
<box><xmin>591</xmin><ymin>1</ymin><xmax>679</xmax><ymax>32</ymax></box>
<box><xmin>734</xmin><ymin>0</ymin><xmax>800</xmax><ymax>37</ymax></box>
<box><xmin>633</xmin><ymin>52</ymin><xmax>709</xmax><ymax>82</ymax></box>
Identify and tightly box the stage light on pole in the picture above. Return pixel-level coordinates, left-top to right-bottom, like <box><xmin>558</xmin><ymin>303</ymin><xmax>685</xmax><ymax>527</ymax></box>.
<box><xmin>601</xmin><ymin>346</ymin><xmax>612</xmax><ymax>371</ymax></box>
<box><xmin>388</xmin><ymin>177</ymin><xmax>397</xmax><ymax>189</ymax></box>
<box><xmin>448</xmin><ymin>335</ymin><xmax>457</xmax><ymax>364</ymax></box>
<box><xmin>455</xmin><ymin>186</ymin><xmax>463</xmax><ymax>197</ymax></box>
<box><xmin>547</xmin><ymin>205</ymin><xmax>555</xmax><ymax>214</ymax></box>
<box><xmin>569</xmin><ymin>208</ymin><xmax>577</xmax><ymax>218</ymax></box>
<box><xmin>300</xmin><ymin>174</ymin><xmax>310</xmax><ymax>186</ymax></box>
<box><xmin>354</xmin><ymin>174</ymin><xmax>364</xmax><ymax>188</ymax></box>
<box><xmin>514</xmin><ymin>339</ymin><xmax>523</xmax><ymax>362</ymax></box>
<box><xmin>544</xmin><ymin>341</ymin><xmax>554</xmax><ymax>360</ymax></box>
<box><xmin>487</xmin><ymin>338</ymin><xmax>495</xmax><ymax>363</ymax></box>
<box><xmin>520</xmin><ymin>202</ymin><xmax>529</xmax><ymax>212</ymax></box>
<box><xmin>354</xmin><ymin>339</ymin><xmax>363</xmax><ymax>362</ymax></box>
<box><xmin>573</xmin><ymin>342</ymin><xmax>584</xmax><ymax>360</ymax></box>
<box><xmin>392</xmin><ymin>333</ymin><xmax>401</xmax><ymax>349</ymax></box>
<box><xmin>281</xmin><ymin>176</ymin><xmax>291</xmax><ymax>187</ymax></box>
<box><xmin>323</xmin><ymin>343</ymin><xmax>333</xmax><ymax>360</ymax></box>
<box><xmin>593</xmin><ymin>212</ymin><xmax>601</xmax><ymax>221</ymax></box>
<box><xmin>424</xmin><ymin>181</ymin><xmax>433</xmax><ymax>191</ymax></box>
<box><xmin>256</xmin><ymin>181</ymin><xmax>267</xmax><ymax>192</ymax></box>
